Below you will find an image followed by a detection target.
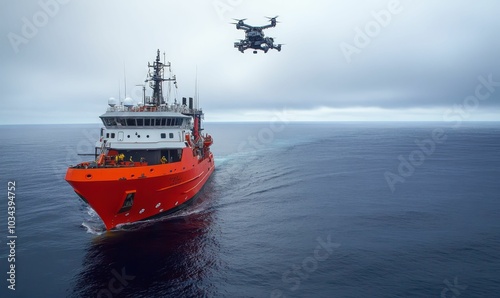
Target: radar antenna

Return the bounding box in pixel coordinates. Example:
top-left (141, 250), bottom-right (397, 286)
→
top-left (146, 49), bottom-right (177, 107)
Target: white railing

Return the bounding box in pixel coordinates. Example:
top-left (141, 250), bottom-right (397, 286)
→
top-left (106, 103), bottom-right (202, 114)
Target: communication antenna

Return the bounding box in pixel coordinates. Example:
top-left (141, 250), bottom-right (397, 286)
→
top-left (123, 63), bottom-right (127, 98)
top-left (118, 79), bottom-right (121, 105)
top-left (136, 84), bottom-right (146, 105)
top-left (195, 66), bottom-right (199, 109)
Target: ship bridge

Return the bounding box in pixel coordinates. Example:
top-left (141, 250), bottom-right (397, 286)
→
top-left (100, 111), bottom-right (191, 129)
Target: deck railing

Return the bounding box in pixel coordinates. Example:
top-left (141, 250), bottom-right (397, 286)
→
top-left (106, 104), bottom-right (202, 114)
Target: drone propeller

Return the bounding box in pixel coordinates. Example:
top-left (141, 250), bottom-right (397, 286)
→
top-left (266, 15), bottom-right (280, 22)
top-left (232, 18), bottom-right (247, 22)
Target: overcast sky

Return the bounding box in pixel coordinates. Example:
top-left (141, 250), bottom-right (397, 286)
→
top-left (1, 0), bottom-right (499, 124)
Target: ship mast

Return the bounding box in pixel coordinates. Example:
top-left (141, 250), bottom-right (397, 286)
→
top-left (146, 49), bottom-right (177, 107)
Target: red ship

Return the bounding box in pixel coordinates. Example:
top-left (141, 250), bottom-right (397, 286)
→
top-left (65, 50), bottom-right (215, 230)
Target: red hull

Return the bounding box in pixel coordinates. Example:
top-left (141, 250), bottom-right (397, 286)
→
top-left (65, 148), bottom-right (214, 230)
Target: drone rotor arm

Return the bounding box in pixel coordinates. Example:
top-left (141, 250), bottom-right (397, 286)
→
top-left (239, 24), bottom-right (253, 31)
top-left (256, 24), bottom-right (274, 30)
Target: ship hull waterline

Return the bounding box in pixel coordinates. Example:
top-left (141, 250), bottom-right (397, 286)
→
top-left (65, 148), bottom-right (215, 230)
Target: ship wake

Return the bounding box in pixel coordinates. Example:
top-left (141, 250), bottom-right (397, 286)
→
top-left (81, 199), bottom-right (211, 234)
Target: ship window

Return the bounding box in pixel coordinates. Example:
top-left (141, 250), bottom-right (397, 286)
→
top-left (161, 133), bottom-right (166, 139)
top-left (127, 119), bottom-right (136, 126)
top-left (111, 133), bottom-right (116, 138)
top-left (161, 118), bottom-right (166, 126)
top-left (169, 133), bottom-right (174, 139)
top-left (166, 118), bottom-right (172, 126)
top-left (155, 118), bottom-right (162, 126)
top-left (145, 119), bottom-right (151, 126)
top-left (106, 133), bottom-right (110, 138)
top-left (103, 118), bottom-right (117, 126)
top-left (117, 118), bottom-right (126, 126)
top-left (137, 118), bottom-right (144, 126)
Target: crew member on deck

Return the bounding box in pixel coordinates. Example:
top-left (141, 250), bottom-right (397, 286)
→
top-left (161, 156), bottom-right (167, 164)
top-left (115, 153), bottom-right (125, 165)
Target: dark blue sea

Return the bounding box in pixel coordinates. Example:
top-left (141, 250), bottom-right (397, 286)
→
top-left (1, 122), bottom-right (499, 297)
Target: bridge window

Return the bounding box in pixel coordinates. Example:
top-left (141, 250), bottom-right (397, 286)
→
top-left (117, 118), bottom-right (126, 126)
top-left (102, 118), bottom-right (117, 126)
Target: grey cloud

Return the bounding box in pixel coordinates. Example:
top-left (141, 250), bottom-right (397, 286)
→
top-left (1, 0), bottom-right (499, 123)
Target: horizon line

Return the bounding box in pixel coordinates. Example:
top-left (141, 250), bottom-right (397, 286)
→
top-left (1, 120), bottom-right (499, 126)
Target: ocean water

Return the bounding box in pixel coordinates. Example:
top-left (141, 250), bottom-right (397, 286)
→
top-left (0, 122), bottom-right (499, 297)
